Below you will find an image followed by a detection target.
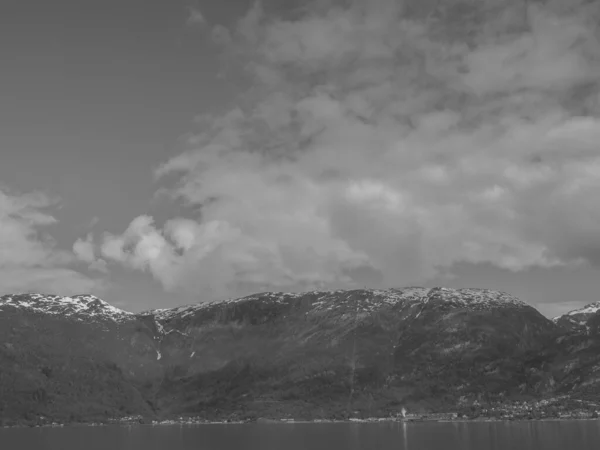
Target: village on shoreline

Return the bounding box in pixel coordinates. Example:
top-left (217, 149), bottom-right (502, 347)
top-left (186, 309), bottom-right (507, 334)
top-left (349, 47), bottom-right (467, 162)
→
top-left (5, 400), bottom-right (600, 429)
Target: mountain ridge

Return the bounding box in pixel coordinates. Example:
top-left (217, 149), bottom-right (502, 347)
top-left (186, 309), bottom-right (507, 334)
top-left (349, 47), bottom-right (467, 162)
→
top-left (0, 286), bottom-right (542, 320)
top-left (0, 293), bottom-right (133, 323)
top-left (2, 287), bottom-right (585, 323)
top-left (2, 286), bottom-right (600, 425)
top-left (552, 300), bottom-right (600, 333)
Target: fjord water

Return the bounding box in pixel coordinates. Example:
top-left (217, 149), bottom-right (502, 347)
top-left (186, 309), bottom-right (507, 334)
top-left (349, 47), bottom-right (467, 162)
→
top-left (3, 421), bottom-right (600, 450)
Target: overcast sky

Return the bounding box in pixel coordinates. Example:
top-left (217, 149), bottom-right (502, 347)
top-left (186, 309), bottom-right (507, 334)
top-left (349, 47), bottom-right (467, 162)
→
top-left (2, 0), bottom-right (600, 318)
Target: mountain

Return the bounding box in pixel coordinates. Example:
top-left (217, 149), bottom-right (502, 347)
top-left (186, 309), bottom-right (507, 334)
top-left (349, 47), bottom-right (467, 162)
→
top-left (142, 287), bottom-right (560, 419)
top-left (0, 294), bottom-right (153, 425)
top-left (0, 293), bottom-right (170, 425)
top-left (0, 293), bottom-right (133, 324)
top-left (553, 301), bottom-right (600, 333)
top-left (1, 287), bottom-right (598, 425)
top-left (0, 293), bottom-right (163, 373)
top-left (544, 302), bottom-right (600, 403)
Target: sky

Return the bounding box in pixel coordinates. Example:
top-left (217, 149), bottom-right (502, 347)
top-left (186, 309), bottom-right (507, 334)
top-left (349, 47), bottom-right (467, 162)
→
top-left (1, 0), bottom-right (600, 318)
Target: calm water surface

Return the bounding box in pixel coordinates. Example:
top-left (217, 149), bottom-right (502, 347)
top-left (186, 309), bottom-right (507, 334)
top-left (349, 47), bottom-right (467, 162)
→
top-left (2, 421), bottom-right (600, 450)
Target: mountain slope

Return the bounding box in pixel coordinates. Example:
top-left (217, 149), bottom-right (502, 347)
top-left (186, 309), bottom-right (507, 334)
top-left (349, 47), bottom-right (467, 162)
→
top-left (141, 287), bottom-right (558, 419)
top-left (0, 303), bottom-right (153, 426)
top-left (543, 302), bottom-right (600, 402)
top-left (0, 293), bottom-right (165, 374)
top-left (1, 287), bottom-right (594, 424)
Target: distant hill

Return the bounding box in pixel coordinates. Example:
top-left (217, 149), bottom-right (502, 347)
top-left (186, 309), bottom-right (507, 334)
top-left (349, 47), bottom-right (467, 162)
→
top-left (1, 288), bottom-right (599, 424)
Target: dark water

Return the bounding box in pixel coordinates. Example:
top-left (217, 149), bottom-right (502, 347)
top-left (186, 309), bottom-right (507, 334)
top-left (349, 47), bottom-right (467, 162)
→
top-left (2, 421), bottom-right (600, 450)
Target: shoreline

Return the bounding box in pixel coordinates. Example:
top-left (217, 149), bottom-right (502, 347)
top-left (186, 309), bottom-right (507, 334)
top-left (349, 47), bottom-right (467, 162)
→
top-left (3, 415), bottom-right (600, 429)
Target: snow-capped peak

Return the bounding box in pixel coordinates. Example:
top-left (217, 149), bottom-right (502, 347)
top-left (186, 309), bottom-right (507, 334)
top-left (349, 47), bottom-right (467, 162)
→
top-left (309, 287), bottom-right (527, 314)
top-left (145, 287), bottom-right (529, 323)
top-left (551, 301), bottom-right (600, 329)
top-left (0, 293), bottom-right (133, 323)
top-left (566, 301), bottom-right (600, 317)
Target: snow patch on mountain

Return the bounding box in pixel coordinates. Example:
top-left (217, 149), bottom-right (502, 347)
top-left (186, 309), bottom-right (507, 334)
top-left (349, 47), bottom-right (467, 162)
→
top-left (310, 287), bottom-right (527, 315)
top-left (0, 287), bottom-right (530, 326)
top-left (553, 301), bottom-right (600, 330)
top-left (0, 293), bottom-right (133, 323)
top-left (151, 316), bottom-right (190, 338)
top-left (144, 287), bottom-right (529, 323)
top-left (566, 301), bottom-right (600, 317)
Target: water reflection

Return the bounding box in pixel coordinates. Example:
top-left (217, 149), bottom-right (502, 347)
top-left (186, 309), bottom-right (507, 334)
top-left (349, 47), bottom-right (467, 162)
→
top-left (1, 420), bottom-right (600, 449)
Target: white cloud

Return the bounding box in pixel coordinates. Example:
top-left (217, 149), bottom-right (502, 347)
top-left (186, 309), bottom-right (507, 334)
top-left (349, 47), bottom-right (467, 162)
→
top-left (186, 6), bottom-right (206, 26)
top-left (73, 234), bottom-right (95, 263)
top-left (73, 233), bottom-right (108, 273)
top-left (97, 1), bottom-right (600, 298)
top-left (0, 187), bottom-right (105, 294)
top-left (0, 268), bottom-right (106, 296)
top-left (462, 7), bottom-right (596, 95)
top-left (0, 188), bottom-right (72, 267)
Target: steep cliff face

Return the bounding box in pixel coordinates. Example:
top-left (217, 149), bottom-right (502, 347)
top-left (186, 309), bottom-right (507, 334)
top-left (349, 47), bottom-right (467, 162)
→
top-left (0, 288), bottom-right (596, 423)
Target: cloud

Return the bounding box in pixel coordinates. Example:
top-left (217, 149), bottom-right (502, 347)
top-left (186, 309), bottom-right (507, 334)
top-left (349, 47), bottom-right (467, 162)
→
top-left (0, 186), bottom-right (105, 294)
top-left (73, 234), bottom-right (95, 263)
top-left (186, 6), bottom-right (206, 26)
top-left (99, 0), bottom-right (600, 298)
top-left (0, 188), bottom-right (67, 267)
top-left (89, 216), bottom-right (100, 228)
top-left (0, 268), bottom-right (107, 296)
top-left (73, 233), bottom-right (108, 273)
